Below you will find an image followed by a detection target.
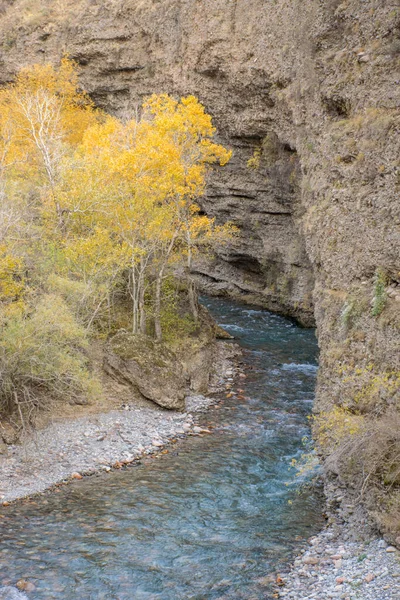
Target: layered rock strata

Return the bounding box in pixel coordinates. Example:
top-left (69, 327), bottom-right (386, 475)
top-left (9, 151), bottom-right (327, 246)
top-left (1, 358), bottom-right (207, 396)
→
top-left (0, 0), bottom-right (399, 535)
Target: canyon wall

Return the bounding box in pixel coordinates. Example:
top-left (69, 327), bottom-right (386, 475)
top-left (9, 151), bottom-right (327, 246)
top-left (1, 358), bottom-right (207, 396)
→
top-left (0, 0), bottom-right (399, 535)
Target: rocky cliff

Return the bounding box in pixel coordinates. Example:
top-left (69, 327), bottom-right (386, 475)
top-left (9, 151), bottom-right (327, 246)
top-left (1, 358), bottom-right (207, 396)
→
top-left (0, 0), bottom-right (399, 537)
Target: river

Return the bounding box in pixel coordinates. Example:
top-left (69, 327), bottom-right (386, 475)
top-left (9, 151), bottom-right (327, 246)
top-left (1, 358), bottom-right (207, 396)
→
top-left (0, 297), bottom-right (323, 599)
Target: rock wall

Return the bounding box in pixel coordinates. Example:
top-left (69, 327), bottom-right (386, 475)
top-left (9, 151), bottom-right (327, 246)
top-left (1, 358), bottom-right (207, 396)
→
top-left (0, 0), bottom-right (399, 534)
top-left (0, 0), bottom-right (316, 324)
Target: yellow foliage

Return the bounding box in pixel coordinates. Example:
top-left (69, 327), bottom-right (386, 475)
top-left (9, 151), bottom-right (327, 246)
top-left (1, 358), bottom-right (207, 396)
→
top-left (0, 245), bottom-right (24, 305)
top-left (0, 57), bottom-right (99, 221)
top-left (0, 58), bottom-right (234, 383)
top-left (339, 364), bottom-right (400, 410)
top-left (313, 406), bottom-right (364, 450)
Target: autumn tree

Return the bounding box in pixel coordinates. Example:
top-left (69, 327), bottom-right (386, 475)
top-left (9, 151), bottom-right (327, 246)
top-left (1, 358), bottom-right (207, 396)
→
top-left (0, 59), bottom-right (234, 426)
top-left (0, 57), bottom-right (98, 228)
top-left (70, 97), bottom-right (233, 338)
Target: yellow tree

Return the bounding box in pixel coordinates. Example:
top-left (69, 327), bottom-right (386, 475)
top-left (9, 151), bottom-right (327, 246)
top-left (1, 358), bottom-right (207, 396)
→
top-left (0, 58), bottom-right (98, 229)
top-left (140, 94), bottom-right (232, 320)
top-left (68, 94), bottom-right (233, 337)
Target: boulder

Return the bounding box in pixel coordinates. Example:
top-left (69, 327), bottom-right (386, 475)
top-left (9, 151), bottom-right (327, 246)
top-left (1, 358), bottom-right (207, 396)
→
top-left (104, 332), bottom-right (186, 410)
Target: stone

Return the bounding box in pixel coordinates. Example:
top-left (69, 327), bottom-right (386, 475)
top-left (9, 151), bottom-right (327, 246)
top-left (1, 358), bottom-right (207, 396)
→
top-left (303, 556), bottom-right (319, 565)
top-left (192, 426), bottom-right (211, 434)
top-left (365, 573), bottom-right (375, 583)
top-left (256, 575), bottom-right (275, 586)
top-left (386, 546), bottom-right (397, 553)
top-left (215, 325), bottom-right (234, 340)
top-left (16, 581), bottom-right (35, 593)
top-left (104, 332), bottom-right (186, 411)
top-left (333, 559), bottom-right (342, 569)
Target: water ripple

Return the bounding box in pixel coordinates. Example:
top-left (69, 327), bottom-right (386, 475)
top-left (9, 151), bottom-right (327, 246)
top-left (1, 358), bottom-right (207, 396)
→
top-left (0, 297), bottom-right (323, 599)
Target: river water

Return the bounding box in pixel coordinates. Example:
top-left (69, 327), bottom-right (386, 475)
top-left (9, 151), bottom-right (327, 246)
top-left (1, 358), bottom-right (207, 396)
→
top-left (0, 297), bottom-right (323, 599)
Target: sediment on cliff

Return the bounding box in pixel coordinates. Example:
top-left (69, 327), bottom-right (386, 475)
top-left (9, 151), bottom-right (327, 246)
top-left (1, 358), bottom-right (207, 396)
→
top-left (0, 0), bottom-right (399, 540)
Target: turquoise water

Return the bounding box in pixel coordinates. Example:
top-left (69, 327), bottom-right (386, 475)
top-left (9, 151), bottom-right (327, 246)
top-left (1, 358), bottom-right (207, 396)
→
top-left (0, 297), bottom-right (323, 599)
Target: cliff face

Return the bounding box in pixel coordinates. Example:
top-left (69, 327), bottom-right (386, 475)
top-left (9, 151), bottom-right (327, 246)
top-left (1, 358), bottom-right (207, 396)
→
top-left (0, 0), bottom-right (316, 324)
top-left (0, 0), bottom-right (399, 535)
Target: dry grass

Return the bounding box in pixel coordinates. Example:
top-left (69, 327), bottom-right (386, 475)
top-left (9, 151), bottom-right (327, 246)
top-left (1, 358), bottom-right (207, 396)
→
top-left (324, 409), bottom-right (400, 535)
top-left (0, 0), bottom-right (89, 35)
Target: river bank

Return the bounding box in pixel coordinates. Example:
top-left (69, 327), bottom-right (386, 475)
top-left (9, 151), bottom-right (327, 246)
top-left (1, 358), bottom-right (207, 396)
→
top-left (274, 523), bottom-right (400, 599)
top-left (0, 341), bottom-right (240, 505)
top-left (1, 298), bottom-right (398, 600)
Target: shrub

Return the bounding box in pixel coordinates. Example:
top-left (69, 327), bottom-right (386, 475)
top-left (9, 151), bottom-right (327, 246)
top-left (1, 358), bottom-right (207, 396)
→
top-left (0, 293), bottom-right (100, 429)
top-left (314, 405), bottom-right (364, 451)
top-left (372, 268), bottom-right (387, 316)
top-left (318, 408), bottom-right (400, 538)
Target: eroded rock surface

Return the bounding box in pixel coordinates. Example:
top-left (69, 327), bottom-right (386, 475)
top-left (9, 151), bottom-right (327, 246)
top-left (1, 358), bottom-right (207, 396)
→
top-left (0, 0), bottom-right (399, 535)
top-left (104, 332), bottom-right (186, 410)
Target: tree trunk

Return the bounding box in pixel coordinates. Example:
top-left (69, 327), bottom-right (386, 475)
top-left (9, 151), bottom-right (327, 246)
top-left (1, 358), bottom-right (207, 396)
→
top-left (188, 276), bottom-right (198, 321)
top-left (154, 267), bottom-right (164, 342)
top-left (139, 258), bottom-right (146, 334)
top-left (131, 260), bottom-right (139, 334)
top-left (186, 235), bottom-right (198, 321)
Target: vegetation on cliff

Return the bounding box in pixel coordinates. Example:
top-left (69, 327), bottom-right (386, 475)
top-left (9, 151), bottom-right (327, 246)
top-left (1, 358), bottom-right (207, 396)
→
top-left (0, 59), bottom-right (234, 429)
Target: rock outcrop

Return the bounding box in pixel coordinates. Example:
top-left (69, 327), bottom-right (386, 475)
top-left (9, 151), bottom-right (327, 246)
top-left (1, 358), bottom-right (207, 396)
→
top-left (0, 0), bottom-right (399, 536)
top-left (104, 306), bottom-right (217, 409)
top-left (104, 332), bottom-right (186, 410)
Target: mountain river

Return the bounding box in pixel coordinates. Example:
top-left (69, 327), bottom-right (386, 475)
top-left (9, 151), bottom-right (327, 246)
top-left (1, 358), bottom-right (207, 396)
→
top-left (0, 297), bottom-right (324, 599)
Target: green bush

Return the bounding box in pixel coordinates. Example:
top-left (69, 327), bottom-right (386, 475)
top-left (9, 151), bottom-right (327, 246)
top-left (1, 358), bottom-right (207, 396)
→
top-left (0, 293), bottom-right (100, 428)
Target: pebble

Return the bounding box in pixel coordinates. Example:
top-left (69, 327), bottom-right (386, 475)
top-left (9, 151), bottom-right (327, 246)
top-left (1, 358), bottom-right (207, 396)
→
top-left (192, 426), bottom-right (211, 434)
top-left (277, 530), bottom-right (400, 599)
top-left (0, 343), bottom-right (238, 503)
top-left (16, 580), bottom-right (35, 593)
top-left (333, 558), bottom-right (342, 569)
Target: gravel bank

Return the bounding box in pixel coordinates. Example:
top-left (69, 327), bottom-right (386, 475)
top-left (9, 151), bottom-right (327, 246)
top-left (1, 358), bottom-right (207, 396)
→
top-left (273, 525), bottom-right (400, 599)
top-left (0, 342), bottom-right (239, 504)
